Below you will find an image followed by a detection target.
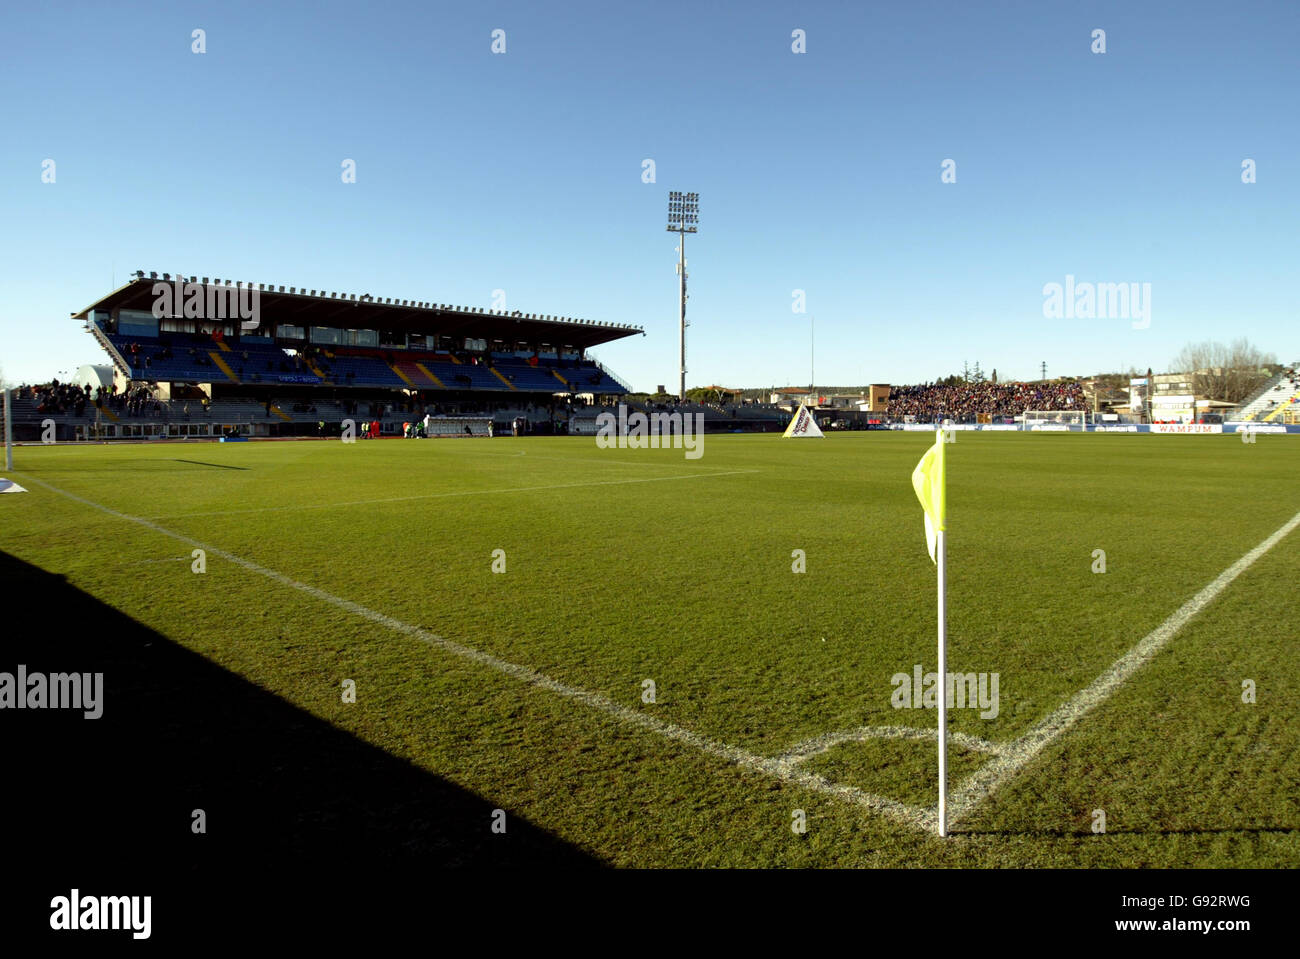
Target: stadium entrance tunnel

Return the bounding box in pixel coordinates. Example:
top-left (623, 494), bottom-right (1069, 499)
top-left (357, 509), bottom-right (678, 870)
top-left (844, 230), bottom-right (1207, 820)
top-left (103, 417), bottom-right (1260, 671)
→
top-left (0, 550), bottom-right (599, 873)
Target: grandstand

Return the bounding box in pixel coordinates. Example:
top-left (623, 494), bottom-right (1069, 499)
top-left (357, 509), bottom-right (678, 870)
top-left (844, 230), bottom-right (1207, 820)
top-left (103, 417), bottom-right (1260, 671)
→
top-left (6, 271), bottom-right (642, 441)
top-left (1235, 365), bottom-right (1300, 422)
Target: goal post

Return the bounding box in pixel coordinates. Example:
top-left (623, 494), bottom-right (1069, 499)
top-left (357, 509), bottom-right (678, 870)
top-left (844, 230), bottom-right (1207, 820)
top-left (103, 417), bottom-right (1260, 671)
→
top-left (1021, 409), bottom-right (1087, 431)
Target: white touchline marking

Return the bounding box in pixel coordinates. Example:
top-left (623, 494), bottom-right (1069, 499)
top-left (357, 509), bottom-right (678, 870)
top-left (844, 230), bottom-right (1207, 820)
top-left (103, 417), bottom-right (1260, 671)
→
top-left (435, 446), bottom-right (740, 471)
top-left (777, 725), bottom-right (1005, 765)
top-left (22, 475), bottom-right (935, 834)
top-left (947, 507), bottom-right (1300, 828)
top-left (142, 469), bottom-right (762, 520)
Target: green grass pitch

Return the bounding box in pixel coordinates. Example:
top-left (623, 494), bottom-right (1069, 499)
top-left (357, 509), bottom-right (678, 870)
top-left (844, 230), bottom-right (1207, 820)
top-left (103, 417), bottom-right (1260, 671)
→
top-left (3, 432), bottom-right (1298, 867)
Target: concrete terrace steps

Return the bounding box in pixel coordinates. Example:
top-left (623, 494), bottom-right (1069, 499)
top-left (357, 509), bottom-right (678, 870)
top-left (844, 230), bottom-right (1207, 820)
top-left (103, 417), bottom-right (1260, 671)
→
top-left (1261, 387), bottom-right (1300, 422)
top-left (1237, 370), bottom-right (1298, 421)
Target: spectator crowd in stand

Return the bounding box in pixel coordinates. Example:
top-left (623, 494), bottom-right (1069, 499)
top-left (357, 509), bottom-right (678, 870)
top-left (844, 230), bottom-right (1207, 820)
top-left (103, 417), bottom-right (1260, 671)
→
top-left (21, 380), bottom-right (91, 416)
top-left (15, 379), bottom-right (163, 418)
top-left (886, 380), bottom-right (1085, 421)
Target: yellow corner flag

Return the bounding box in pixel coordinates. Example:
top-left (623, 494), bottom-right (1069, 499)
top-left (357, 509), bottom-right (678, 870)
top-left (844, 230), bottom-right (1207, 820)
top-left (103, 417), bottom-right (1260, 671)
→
top-left (911, 432), bottom-right (946, 563)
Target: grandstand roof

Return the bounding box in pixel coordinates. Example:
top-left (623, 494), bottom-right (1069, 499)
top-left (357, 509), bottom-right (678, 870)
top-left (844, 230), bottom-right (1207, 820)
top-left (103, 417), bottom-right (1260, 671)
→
top-left (71, 273), bottom-right (644, 350)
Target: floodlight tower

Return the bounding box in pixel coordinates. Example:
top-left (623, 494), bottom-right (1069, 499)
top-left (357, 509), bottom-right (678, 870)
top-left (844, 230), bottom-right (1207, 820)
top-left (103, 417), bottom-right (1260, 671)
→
top-left (666, 191), bottom-right (699, 401)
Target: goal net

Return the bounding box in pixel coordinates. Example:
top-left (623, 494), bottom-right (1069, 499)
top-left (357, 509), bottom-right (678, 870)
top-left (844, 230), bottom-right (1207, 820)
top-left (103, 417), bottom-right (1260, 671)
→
top-left (1022, 409), bottom-right (1086, 431)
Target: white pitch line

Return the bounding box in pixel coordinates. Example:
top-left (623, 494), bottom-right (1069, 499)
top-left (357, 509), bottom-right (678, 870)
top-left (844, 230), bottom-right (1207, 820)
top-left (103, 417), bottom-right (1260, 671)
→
top-left (22, 475), bottom-right (935, 835)
top-left (947, 507), bottom-right (1300, 827)
top-left (142, 468), bottom-right (761, 520)
top-left (436, 445), bottom-right (742, 471)
top-left (777, 724), bottom-right (1006, 765)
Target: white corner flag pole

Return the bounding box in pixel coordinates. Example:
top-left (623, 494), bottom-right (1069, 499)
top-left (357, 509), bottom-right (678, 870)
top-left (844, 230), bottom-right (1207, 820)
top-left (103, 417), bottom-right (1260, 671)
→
top-left (3, 388), bottom-right (12, 471)
top-left (917, 427), bottom-right (949, 837)
top-left (937, 525), bottom-right (948, 837)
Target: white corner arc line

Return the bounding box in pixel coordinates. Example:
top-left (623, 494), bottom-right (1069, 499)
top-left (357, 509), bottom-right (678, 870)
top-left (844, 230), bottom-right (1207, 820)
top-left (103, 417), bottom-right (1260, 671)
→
top-left (947, 507), bottom-right (1300, 827)
top-left (23, 475), bottom-right (934, 834)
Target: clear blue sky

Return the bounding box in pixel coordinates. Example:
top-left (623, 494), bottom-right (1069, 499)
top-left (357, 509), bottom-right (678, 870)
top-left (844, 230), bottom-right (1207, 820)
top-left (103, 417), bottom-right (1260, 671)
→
top-left (2, 0), bottom-right (1296, 391)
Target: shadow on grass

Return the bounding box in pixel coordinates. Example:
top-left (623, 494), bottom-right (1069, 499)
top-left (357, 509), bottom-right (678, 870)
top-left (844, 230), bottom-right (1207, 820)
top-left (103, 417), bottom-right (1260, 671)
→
top-left (0, 550), bottom-right (599, 869)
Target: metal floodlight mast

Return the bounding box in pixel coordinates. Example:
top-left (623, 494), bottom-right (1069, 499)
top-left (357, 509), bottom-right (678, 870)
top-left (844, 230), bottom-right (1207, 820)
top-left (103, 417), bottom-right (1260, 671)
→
top-left (666, 191), bottom-right (699, 400)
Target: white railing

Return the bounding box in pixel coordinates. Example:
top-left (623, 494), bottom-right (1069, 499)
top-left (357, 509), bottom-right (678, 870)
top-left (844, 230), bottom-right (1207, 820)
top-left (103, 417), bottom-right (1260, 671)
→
top-left (87, 321), bottom-right (132, 380)
top-left (586, 352), bottom-right (635, 393)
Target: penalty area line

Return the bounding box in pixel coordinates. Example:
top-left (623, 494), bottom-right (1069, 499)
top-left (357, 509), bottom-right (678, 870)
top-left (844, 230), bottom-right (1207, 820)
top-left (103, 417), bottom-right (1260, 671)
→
top-left (23, 474), bottom-right (935, 835)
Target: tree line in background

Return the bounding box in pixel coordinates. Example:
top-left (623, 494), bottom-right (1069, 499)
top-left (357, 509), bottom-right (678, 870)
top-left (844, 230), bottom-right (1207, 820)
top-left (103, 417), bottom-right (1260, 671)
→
top-left (1171, 338), bottom-right (1279, 405)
